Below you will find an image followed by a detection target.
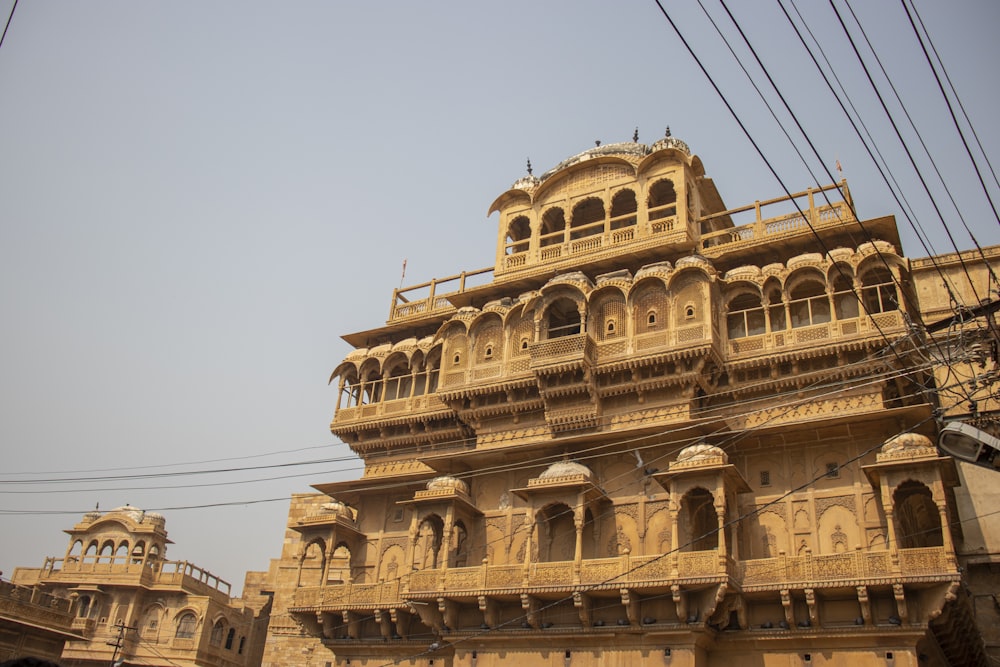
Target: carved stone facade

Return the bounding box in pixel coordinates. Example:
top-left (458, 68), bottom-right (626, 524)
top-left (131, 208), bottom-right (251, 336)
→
top-left (262, 136), bottom-right (1000, 666)
top-left (10, 505), bottom-right (271, 667)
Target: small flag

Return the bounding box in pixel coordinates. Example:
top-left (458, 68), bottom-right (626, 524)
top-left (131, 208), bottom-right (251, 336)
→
top-left (399, 259), bottom-right (407, 288)
top-left (835, 158), bottom-right (843, 175)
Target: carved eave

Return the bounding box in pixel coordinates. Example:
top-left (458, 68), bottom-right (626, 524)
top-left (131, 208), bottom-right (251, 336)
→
top-left (397, 486), bottom-right (483, 516)
top-left (312, 467), bottom-right (435, 506)
top-left (511, 474), bottom-right (609, 504)
top-left (861, 453), bottom-right (960, 490)
top-left (652, 462), bottom-right (751, 495)
top-left (290, 513), bottom-right (365, 537)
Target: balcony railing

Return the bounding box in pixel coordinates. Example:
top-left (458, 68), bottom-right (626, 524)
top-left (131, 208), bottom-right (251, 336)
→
top-left (289, 546), bottom-right (956, 612)
top-left (739, 546), bottom-right (954, 589)
top-left (389, 268), bottom-right (494, 323)
top-left (727, 310), bottom-right (906, 360)
top-left (697, 183), bottom-right (854, 256)
top-left (39, 557), bottom-right (231, 598)
top-left (334, 394), bottom-right (449, 424)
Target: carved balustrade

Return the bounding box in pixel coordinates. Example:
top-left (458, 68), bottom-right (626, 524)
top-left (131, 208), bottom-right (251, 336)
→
top-left (334, 394), bottom-right (450, 424)
top-left (501, 215), bottom-right (690, 273)
top-left (727, 310), bottom-right (906, 359)
top-left (699, 200), bottom-right (854, 255)
top-left (287, 546), bottom-right (956, 614)
top-left (0, 581), bottom-right (74, 634)
top-left (389, 268), bottom-right (494, 323)
top-left (739, 546), bottom-right (954, 590)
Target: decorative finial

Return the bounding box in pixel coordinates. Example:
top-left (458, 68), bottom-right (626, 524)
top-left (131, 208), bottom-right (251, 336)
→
top-left (595, 139), bottom-right (601, 147)
top-left (526, 158), bottom-right (532, 176)
top-left (633, 127), bottom-right (639, 142)
top-left (665, 126), bottom-right (671, 137)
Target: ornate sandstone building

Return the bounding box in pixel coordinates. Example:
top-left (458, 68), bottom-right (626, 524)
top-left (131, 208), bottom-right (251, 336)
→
top-left (11, 505), bottom-right (272, 667)
top-left (261, 133), bottom-right (1000, 666)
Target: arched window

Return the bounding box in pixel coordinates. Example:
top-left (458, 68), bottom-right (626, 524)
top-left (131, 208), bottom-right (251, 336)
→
top-left (766, 286), bottom-right (786, 331)
top-left (536, 503), bottom-right (575, 562)
top-left (238, 636), bottom-right (246, 654)
top-left (299, 540), bottom-right (326, 588)
top-left (570, 197), bottom-right (605, 240)
top-left (505, 215), bottom-right (531, 255)
top-left (893, 481), bottom-right (943, 549)
top-left (789, 280), bottom-right (830, 328)
top-left (210, 619), bottom-right (225, 646)
top-left (609, 189), bottom-right (637, 230)
top-left (647, 179), bottom-right (677, 224)
top-left (545, 298), bottom-right (581, 339)
top-left (861, 267), bottom-right (898, 314)
top-left (85, 541), bottom-right (98, 557)
top-left (131, 541), bottom-right (146, 565)
top-left (175, 613), bottom-right (197, 639)
top-left (382, 359), bottom-right (412, 402)
top-left (451, 520), bottom-right (469, 568)
top-left (727, 292), bottom-right (766, 339)
top-left (540, 208), bottom-right (566, 248)
top-left (832, 273), bottom-right (859, 320)
top-left (328, 544), bottom-right (352, 584)
top-left (680, 488), bottom-right (718, 552)
top-left (414, 516), bottom-right (444, 570)
top-left (78, 595), bottom-right (92, 618)
top-left (424, 348), bottom-right (441, 395)
top-left (225, 627), bottom-right (236, 650)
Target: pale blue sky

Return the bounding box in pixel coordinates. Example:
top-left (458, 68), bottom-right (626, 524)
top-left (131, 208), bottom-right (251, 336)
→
top-left (1, 1), bottom-right (997, 592)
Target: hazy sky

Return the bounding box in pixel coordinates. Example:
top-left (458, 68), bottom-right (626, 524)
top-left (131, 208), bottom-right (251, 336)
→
top-left (1, 1), bottom-right (998, 594)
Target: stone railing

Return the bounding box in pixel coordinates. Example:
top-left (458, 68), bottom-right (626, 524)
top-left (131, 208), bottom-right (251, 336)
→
top-left (389, 268), bottom-right (494, 323)
top-left (528, 332), bottom-right (595, 371)
top-left (698, 187), bottom-right (854, 256)
top-left (0, 581), bottom-right (74, 634)
top-left (334, 394), bottom-right (450, 424)
top-left (727, 310), bottom-right (906, 360)
top-left (290, 546), bottom-right (956, 612)
top-left (739, 546), bottom-right (954, 589)
top-left (498, 216), bottom-right (692, 278)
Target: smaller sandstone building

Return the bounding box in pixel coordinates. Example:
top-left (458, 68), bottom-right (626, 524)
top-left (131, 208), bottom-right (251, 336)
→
top-left (11, 505), bottom-right (271, 667)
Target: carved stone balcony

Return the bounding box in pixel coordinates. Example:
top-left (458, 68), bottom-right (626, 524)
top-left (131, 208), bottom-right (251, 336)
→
top-left (528, 332), bottom-right (595, 374)
top-left (738, 546), bottom-right (957, 592)
top-left (726, 310), bottom-right (907, 362)
top-left (0, 580), bottom-right (76, 637)
top-left (37, 557), bottom-right (232, 599)
top-left (289, 546), bottom-right (957, 618)
top-left (289, 551), bottom-right (730, 615)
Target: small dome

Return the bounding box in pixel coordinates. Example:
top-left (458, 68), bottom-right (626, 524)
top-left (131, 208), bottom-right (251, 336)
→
top-left (320, 500), bottom-right (355, 520)
top-left (676, 443), bottom-right (728, 464)
top-left (512, 174), bottom-right (540, 191)
top-left (110, 505), bottom-right (147, 522)
top-left (881, 433), bottom-right (935, 456)
top-left (539, 461), bottom-right (594, 481)
top-left (427, 476), bottom-right (470, 495)
top-left (650, 135), bottom-right (690, 155)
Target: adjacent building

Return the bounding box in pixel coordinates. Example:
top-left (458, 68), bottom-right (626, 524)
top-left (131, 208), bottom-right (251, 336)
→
top-left (259, 132), bottom-right (999, 666)
top-left (11, 505), bottom-right (271, 667)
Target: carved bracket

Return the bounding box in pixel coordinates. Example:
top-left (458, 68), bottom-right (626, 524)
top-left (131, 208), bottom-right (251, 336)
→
top-left (856, 586), bottom-right (871, 626)
top-left (620, 588), bottom-right (639, 625)
top-left (574, 591), bottom-right (592, 627)
top-left (478, 595), bottom-right (499, 629)
top-left (893, 583), bottom-right (908, 624)
top-left (521, 594), bottom-right (540, 629)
